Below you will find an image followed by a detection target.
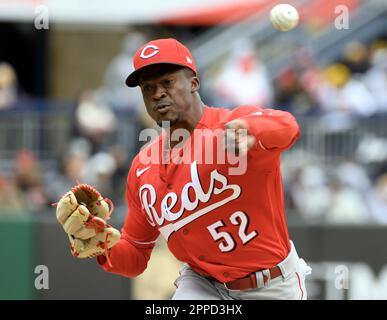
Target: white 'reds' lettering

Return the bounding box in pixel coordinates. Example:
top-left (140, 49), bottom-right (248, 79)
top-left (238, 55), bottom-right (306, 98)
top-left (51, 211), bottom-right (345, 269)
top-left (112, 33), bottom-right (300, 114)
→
top-left (139, 161), bottom-right (241, 239)
top-left (161, 192), bottom-right (183, 221)
top-left (180, 182), bottom-right (199, 211)
top-left (139, 184), bottom-right (158, 226)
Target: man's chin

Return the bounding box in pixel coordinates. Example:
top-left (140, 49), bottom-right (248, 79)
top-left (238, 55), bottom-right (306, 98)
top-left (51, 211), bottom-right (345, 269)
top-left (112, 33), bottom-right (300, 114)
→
top-left (156, 117), bottom-right (178, 128)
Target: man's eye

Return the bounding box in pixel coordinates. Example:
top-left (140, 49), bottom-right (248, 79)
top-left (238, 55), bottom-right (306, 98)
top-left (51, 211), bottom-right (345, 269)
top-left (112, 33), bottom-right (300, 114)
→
top-left (143, 85), bottom-right (151, 92)
top-left (164, 79), bottom-right (172, 86)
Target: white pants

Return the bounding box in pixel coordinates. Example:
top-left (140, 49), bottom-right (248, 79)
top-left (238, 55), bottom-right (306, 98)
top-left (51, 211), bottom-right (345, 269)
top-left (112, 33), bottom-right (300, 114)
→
top-left (172, 241), bottom-right (311, 300)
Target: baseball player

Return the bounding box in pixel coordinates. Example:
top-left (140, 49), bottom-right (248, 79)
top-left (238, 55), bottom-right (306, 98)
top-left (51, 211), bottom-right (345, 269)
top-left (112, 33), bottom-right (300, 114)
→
top-left (55, 38), bottom-right (311, 300)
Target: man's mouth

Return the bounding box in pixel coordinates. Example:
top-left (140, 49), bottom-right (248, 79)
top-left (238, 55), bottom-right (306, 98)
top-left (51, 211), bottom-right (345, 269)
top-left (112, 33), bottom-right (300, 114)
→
top-left (155, 103), bottom-right (172, 113)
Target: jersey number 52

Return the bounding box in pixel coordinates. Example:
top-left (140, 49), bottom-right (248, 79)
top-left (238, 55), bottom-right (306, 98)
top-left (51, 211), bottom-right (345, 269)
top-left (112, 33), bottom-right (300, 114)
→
top-left (207, 211), bottom-right (258, 253)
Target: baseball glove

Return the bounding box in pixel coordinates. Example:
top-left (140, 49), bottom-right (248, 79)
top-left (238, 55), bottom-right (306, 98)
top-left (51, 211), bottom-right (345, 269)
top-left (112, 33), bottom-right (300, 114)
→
top-left (54, 184), bottom-right (120, 267)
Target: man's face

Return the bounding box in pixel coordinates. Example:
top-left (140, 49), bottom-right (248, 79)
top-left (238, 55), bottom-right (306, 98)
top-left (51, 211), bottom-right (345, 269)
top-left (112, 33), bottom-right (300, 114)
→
top-left (138, 65), bottom-right (197, 127)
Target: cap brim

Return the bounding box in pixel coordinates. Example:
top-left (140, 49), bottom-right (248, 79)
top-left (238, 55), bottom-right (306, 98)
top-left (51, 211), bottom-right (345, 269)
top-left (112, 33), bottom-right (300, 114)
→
top-left (125, 62), bottom-right (196, 87)
top-left (125, 68), bottom-right (143, 87)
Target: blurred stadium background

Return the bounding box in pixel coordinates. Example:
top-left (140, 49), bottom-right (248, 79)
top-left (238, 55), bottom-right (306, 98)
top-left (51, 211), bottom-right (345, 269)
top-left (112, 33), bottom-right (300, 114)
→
top-left (1, 0), bottom-right (387, 300)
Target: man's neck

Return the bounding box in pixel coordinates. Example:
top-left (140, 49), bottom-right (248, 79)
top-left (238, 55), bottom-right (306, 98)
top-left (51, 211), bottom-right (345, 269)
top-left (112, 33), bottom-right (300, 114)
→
top-left (167, 101), bottom-right (204, 149)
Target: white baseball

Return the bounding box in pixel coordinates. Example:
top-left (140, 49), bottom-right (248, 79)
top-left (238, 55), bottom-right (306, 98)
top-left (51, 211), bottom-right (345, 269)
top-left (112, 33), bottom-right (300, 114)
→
top-left (270, 4), bottom-right (299, 32)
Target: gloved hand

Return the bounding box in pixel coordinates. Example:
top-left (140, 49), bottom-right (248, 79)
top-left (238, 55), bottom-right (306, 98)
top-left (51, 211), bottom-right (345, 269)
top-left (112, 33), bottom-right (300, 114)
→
top-left (54, 184), bottom-right (120, 267)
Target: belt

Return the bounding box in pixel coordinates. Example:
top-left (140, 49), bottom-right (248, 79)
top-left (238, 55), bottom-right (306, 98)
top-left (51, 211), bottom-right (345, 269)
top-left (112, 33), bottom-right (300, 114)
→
top-left (221, 266), bottom-right (283, 291)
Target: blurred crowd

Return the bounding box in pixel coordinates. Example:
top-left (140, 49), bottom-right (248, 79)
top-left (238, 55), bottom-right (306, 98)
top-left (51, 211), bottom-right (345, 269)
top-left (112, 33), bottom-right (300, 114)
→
top-left (273, 40), bottom-right (387, 118)
top-left (1, 30), bottom-right (387, 225)
top-left (272, 38), bottom-right (387, 224)
top-left (282, 157), bottom-right (387, 224)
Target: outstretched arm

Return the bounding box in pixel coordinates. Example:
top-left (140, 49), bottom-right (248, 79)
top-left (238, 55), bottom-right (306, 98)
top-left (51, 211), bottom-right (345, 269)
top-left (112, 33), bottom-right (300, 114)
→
top-left (97, 168), bottom-right (160, 278)
top-left (223, 106), bottom-right (300, 154)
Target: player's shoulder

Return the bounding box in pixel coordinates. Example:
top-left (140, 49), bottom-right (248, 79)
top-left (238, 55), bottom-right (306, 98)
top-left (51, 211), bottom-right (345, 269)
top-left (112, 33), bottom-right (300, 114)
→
top-left (229, 105), bottom-right (265, 117)
top-left (203, 105), bottom-right (261, 124)
top-left (213, 104), bottom-right (265, 123)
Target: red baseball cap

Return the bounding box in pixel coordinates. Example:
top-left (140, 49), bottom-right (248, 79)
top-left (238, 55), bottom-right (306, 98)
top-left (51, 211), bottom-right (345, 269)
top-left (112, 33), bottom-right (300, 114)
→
top-left (125, 38), bottom-right (197, 87)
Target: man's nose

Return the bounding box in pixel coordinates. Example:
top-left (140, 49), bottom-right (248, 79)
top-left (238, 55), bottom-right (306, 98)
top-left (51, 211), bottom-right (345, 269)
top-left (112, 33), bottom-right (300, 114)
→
top-left (152, 85), bottom-right (167, 100)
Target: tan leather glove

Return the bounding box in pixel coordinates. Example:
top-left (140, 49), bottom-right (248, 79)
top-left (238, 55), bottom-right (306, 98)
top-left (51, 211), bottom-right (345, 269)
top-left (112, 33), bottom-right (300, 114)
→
top-left (54, 184), bottom-right (120, 267)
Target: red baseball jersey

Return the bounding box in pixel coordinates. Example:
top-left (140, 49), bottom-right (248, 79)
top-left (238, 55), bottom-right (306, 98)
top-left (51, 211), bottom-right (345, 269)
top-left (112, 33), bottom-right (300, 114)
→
top-left (98, 105), bottom-right (300, 282)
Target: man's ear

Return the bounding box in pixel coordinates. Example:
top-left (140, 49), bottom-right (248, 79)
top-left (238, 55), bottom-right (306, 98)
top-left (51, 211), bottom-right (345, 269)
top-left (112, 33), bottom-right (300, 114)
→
top-left (191, 77), bottom-right (200, 93)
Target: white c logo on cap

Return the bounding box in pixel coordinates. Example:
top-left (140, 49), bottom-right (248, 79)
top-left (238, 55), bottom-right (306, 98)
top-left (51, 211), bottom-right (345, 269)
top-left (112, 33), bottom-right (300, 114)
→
top-left (140, 45), bottom-right (160, 59)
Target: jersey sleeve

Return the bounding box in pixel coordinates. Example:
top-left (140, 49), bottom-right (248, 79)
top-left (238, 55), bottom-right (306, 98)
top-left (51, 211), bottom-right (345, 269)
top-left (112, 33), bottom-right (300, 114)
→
top-left (97, 161), bottom-right (160, 278)
top-left (223, 105), bottom-right (300, 151)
